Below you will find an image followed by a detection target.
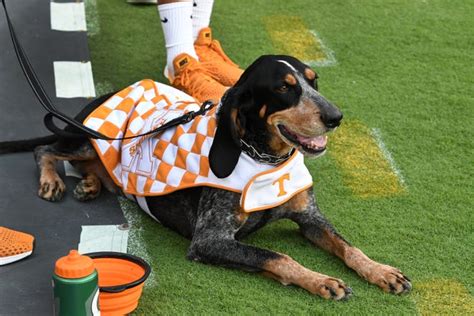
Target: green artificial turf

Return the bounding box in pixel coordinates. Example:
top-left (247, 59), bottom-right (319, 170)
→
top-left (86, 0), bottom-right (474, 314)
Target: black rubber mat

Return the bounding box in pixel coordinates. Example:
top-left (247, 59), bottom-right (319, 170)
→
top-left (0, 1), bottom-right (125, 315)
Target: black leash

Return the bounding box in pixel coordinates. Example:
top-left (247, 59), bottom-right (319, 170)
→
top-left (1, 0), bottom-right (214, 140)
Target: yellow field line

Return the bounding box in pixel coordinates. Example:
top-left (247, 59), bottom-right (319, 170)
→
top-left (414, 279), bottom-right (474, 315)
top-left (329, 120), bottom-right (406, 198)
top-left (263, 15), bottom-right (336, 66)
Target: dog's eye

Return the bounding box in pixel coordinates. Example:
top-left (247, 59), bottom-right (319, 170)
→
top-left (276, 84), bottom-right (289, 93)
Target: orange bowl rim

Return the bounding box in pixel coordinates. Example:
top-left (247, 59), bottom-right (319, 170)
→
top-left (85, 251), bottom-right (151, 293)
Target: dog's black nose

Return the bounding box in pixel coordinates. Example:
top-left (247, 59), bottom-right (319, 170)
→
top-left (314, 95), bottom-right (343, 129)
top-left (322, 111), bottom-right (343, 128)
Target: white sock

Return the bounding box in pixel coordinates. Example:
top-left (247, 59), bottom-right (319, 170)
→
top-left (192, 0), bottom-right (214, 40)
top-left (158, 2), bottom-right (198, 77)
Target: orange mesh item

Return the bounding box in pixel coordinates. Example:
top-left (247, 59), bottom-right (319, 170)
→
top-left (55, 250), bottom-right (95, 279)
top-left (194, 27), bottom-right (244, 86)
top-left (0, 226), bottom-right (34, 265)
top-left (93, 257), bottom-right (147, 315)
top-left (172, 53), bottom-right (227, 103)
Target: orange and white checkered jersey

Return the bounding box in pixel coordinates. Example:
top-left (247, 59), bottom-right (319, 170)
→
top-left (84, 80), bottom-right (313, 212)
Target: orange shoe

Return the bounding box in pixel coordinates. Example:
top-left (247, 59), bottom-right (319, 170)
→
top-left (0, 227), bottom-right (35, 265)
top-left (194, 27), bottom-right (244, 87)
top-left (171, 53), bottom-right (227, 103)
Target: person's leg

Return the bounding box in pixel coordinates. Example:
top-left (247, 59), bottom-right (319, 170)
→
top-left (157, 0), bottom-right (198, 78)
top-left (157, 0), bottom-right (225, 101)
top-left (157, 0), bottom-right (226, 102)
top-left (191, 0), bottom-right (214, 41)
top-left (191, 0), bottom-right (243, 86)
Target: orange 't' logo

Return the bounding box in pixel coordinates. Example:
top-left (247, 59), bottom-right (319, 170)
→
top-left (273, 173), bottom-right (290, 197)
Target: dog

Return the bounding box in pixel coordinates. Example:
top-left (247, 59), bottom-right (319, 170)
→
top-left (1, 55), bottom-right (411, 300)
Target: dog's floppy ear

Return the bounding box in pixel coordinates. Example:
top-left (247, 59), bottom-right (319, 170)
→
top-left (209, 87), bottom-right (249, 178)
top-left (210, 56), bottom-right (268, 178)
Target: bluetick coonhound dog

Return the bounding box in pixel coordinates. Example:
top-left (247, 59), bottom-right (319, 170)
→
top-left (1, 55), bottom-right (411, 300)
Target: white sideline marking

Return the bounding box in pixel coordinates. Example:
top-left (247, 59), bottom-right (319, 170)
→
top-left (370, 128), bottom-right (407, 187)
top-left (308, 30), bottom-right (337, 67)
top-left (118, 196), bottom-right (157, 287)
top-left (50, 2), bottom-right (87, 32)
top-left (78, 225), bottom-right (129, 254)
top-left (54, 61), bottom-right (96, 98)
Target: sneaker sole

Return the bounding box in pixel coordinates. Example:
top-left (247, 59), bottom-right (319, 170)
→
top-left (0, 250), bottom-right (33, 266)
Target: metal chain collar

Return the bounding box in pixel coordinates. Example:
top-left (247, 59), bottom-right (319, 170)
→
top-left (239, 139), bottom-right (295, 165)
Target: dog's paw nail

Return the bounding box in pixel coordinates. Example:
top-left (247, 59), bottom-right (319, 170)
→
top-left (344, 287), bottom-right (353, 295)
top-left (402, 281), bottom-right (412, 292)
top-left (388, 283), bottom-right (397, 293)
top-left (40, 184), bottom-right (49, 194)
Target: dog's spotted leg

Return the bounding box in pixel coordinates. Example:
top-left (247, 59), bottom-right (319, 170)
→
top-left (187, 188), bottom-right (351, 300)
top-left (73, 173), bottom-right (101, 201)
top-left (287, 189), bottom-right (412, 294)
top-left (34, 141), bottom-right (97, 202)
top-left (189, 234), bottom-right (351, 300)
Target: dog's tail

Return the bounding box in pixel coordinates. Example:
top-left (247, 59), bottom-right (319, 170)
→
top-left (0, 135), bottom-right (58, 154)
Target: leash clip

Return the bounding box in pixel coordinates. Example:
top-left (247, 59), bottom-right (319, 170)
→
top-left (182, 112), bottom-right (197, 123)
top-left (179, 100), bottom-right (214, 124)
top-left (200, 100), bottom-right (215, 112)
top-left (183, 100), bottom-right (215, 123)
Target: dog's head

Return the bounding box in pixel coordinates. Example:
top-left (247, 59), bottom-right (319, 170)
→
top-left (209, 55), bottom-right (343, 178)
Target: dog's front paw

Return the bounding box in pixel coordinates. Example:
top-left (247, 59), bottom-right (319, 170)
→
top-left (368, 264), bottom-right (412, 294)
top-left (312, 277), bottom-right (353, 301)
top-left (73, 176), bottom-right (101, 201)
top-left (38, 176), bottom-right (66, 201)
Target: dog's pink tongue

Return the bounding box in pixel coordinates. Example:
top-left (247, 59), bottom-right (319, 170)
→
top-left (296, 134), bottom-right (328, 148)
